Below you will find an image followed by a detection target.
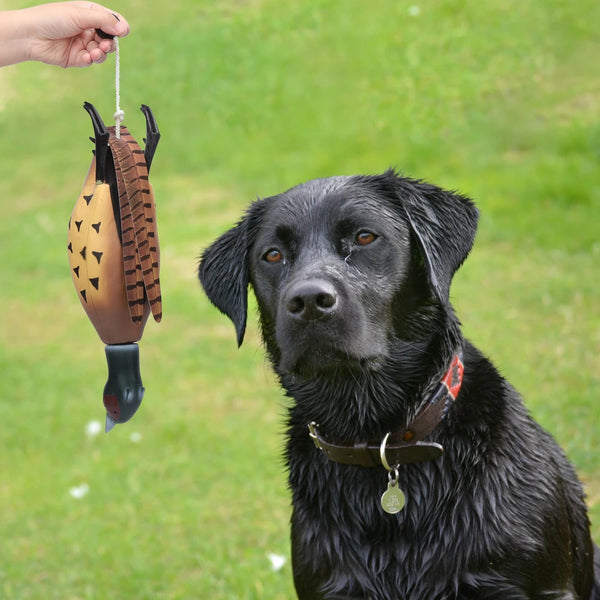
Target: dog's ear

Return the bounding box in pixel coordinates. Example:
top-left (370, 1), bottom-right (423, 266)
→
top-left (198, 218), bottom-right (250, 347)
top-left (392, 172), bottom-right (479, 302)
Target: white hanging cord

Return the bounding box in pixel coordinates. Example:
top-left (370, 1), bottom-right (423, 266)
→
top-left (113, 37), bottom-right (125, 138)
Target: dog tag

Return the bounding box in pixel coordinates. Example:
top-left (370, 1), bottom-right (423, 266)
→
top-left (381, 480), bottom-right (405, 514)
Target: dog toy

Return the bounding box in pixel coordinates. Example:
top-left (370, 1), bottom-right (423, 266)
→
top-left (67, 101), bottom-right (161, 432)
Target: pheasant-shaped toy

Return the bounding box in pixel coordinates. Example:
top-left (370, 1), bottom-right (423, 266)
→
top-left (68, 102), bottom-right (161, 432)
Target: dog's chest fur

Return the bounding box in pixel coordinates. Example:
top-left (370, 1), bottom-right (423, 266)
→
top-left (285, 342), bottom-right (586, 599)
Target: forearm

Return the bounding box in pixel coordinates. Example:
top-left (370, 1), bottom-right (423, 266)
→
top-left (0, 9), bottom-right (34, 67)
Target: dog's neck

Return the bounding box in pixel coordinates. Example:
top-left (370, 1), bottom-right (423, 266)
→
top-left (304, 352), bottom-right (464, 468)
top-left (281, 324), bottom-right (461, 433)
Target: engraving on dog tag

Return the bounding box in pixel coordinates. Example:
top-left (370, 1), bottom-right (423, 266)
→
top-left (381, 480), bottom-right (405, 514)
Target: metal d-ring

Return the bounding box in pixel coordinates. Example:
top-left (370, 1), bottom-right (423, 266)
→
top-left (308, 421), bottom-right (323, 450)
top-left (380, 432), bottom-right (393, 471)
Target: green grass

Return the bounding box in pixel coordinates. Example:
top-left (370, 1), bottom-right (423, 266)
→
top-left (1, 0), bottom-right (599, 597)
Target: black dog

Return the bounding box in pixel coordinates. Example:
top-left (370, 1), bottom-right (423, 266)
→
top-left (199, 169), bottom-right (599, 599)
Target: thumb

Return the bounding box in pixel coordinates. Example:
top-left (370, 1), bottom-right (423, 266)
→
top-left (71, 4), bottom-right (130, 38)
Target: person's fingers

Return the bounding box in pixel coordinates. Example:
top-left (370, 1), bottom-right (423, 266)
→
top-left (89, 46), bottom-right (108, 64)
top-left (97, 38), bottom-right (116, 54)
top-left (81, 36), bottom-right (109, 64)
top-left (71, 49), bottom-right (94, 68)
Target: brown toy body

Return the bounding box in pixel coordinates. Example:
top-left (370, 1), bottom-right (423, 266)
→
top-left (68, 103), bottom-right (161, 431)
top-left (68, 154), bottom-right (153, 344)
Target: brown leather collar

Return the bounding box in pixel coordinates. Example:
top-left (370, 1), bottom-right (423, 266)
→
top-left (308, 353), bottom-right (464, 468)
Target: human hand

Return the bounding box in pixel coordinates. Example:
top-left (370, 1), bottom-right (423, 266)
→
top-left (0, 2), bottom-right (130, 68)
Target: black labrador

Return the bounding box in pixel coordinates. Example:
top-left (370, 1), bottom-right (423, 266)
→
top-left (199, 169), bottom-right (600, 599)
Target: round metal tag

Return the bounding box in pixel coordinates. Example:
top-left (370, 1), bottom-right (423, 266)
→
top-left (381, 481), bottom-right (406, 514)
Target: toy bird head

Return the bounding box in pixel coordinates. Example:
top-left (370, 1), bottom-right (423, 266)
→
top-left (103, 343), bottom-right (145, 432)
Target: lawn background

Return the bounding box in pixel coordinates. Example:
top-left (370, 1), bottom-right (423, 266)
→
top-left (0, 0), bottom-right (598, 598)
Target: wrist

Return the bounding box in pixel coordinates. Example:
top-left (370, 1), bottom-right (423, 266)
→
top-left (0, 9), bottom-right (34, 66)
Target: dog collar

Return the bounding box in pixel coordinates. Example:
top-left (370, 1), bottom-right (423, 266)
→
top-left (308, 352), bottom-right (464, 468)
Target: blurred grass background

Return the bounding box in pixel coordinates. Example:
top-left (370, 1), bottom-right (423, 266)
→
top-left (0, 0), bottom-right (598, 598)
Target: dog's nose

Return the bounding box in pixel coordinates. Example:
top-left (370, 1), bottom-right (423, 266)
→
top-left (285, 279), bottom-right (338, 321)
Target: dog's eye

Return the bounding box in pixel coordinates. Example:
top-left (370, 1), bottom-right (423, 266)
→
top-left (263, 248), bottom-right (283, 263)
top-left (355, 231), bottom-right (377, 246)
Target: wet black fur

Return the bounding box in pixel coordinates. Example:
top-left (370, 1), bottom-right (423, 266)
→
top-left (199, 169), bottom-right (599, 599)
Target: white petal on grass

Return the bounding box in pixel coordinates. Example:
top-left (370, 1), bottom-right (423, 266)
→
top-left (267, 553), bottom-right (286, 571)
top-left (85, 420), bottom-right (102, 437)
top-left (69, 483), bottom-right (90, 499)
top-left (129, 432), bottom-right (142, 443)
top-left (408, 5), bottom-right (421, 16)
